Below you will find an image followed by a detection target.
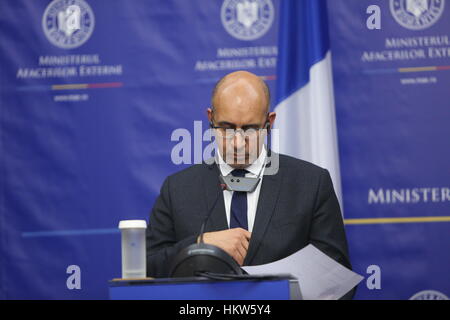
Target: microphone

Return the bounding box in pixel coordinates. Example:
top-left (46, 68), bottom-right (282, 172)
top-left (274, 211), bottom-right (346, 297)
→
top-left (198, 183), bottom-right (227, 244)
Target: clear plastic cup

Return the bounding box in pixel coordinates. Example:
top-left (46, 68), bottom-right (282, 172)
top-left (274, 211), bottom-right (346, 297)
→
top-left (118, 220), bottom-right (147, 279)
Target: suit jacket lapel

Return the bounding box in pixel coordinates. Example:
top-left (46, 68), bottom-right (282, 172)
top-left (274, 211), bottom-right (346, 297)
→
top-left (244, 168), bottom-right (283, 265)
top-left (203, 164), bottom-right (228, 232)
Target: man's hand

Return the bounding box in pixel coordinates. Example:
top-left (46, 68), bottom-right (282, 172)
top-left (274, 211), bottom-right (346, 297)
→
top-left (200, 228), bottom-right (251, 266)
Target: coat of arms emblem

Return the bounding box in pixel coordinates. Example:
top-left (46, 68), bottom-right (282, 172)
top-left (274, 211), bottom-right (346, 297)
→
top-left (390, 0), bottom-right (445, 30)
top-left (42, 0), bottom-right (95, 49)
top-left (221, 0), bottom-right (274, 41)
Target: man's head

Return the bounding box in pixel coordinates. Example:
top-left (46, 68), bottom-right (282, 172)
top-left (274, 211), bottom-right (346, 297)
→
top-left (207, 71), bottom-right (276, 168)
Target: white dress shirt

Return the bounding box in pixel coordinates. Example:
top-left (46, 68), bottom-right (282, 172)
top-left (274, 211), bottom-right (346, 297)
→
top-left (216, 147), bottom-right (267, 232)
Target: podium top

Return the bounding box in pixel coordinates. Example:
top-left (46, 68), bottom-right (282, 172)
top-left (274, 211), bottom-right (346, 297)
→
top-left (109, 274), bottom-right (296, 287)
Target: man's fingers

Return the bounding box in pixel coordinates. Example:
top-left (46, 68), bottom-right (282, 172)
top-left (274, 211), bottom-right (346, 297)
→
top-left (241, 237), bottom-right (249, 251)
top-left (236, 241), bottom-right (247, 261)
top-left (232, 248), bottom-right (245, 266)
top-left (231, 236), bottom-right (246, 266)
top-left (205, 229), bottom-right (251, 265)
top-left (232, 228), bottom-right (252, 240)
top-left (240, 229), bottom-right (252, 240)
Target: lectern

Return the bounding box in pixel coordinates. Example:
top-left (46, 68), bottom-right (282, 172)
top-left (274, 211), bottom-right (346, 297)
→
top-left (109, 276), bottom-right (301, 300)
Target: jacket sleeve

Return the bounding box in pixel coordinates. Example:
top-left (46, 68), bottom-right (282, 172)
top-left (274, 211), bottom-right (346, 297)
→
top-left (146, 175), bottom-right (197, 278)
top-left (309, 169), bottom-right (356, 300)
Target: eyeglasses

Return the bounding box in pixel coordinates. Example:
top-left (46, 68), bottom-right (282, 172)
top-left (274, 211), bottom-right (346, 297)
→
top-left (210, 120), bottom-right (270, 140)
top-left (209, 107), bottom-right (270, 140)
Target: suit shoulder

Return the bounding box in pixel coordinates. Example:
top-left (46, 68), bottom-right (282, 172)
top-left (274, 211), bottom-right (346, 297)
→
top-left (165, 163), bottom-right (210, 183)
top-left (278, 153), bottom-right (327, 175)
top-left (277, 154), bottom-right (334, 195)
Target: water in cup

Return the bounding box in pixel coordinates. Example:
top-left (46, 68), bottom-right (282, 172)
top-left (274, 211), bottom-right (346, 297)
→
top-left (119, 220), bottom-right (147, 279)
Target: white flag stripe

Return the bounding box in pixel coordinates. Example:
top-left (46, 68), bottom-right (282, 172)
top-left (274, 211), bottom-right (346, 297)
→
top-left (274, 51), bottom-right (343, 209)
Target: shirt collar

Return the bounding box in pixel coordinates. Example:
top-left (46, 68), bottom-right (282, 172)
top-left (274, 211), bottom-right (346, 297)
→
top-left (216, 145), bottom-right (267, 177)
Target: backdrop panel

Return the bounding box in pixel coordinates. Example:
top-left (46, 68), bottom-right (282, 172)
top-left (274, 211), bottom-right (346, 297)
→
top-left (327, 0), bottom-right (450, 300)
top-left (0, 0), bottom-right (279, 299)
top-left (0, 0), bottom-right (448, 299)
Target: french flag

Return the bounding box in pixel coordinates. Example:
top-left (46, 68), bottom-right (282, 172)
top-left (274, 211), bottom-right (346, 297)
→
top-left (273, 0), bottom-right (343, 208)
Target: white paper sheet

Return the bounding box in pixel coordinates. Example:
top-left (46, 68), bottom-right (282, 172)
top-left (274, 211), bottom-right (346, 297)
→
top-left (243, 244), bottom-right (363, 300)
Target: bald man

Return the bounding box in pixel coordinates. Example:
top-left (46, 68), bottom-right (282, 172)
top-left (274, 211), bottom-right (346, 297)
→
top-left (146, 71), bottom-right (353, 298)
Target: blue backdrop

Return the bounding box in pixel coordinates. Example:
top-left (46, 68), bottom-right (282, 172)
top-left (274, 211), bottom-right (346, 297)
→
top-left (0, 0), bottom-right (449, 299)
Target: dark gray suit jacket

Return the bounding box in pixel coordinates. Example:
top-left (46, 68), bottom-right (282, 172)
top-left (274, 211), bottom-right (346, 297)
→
top-left (146, 154), bottom-right (354, 298)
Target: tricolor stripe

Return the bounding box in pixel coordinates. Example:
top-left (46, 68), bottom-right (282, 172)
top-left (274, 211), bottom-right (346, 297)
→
top-left (363, 65), bottom-right (450, 75)
top-left (344, 216), bottom-right (450, 225)
top-left (52, 82), bottom-right (123, 90)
